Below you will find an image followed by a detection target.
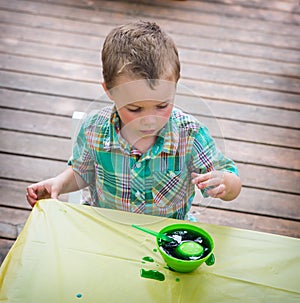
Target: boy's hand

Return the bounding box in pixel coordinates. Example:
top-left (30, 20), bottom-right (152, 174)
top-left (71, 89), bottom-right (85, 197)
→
top-left (191, 171), bottom-right (242, 201)
top-left (26, 178), bottom-right (61, 207)
top-left (191, 171), bottom-right (226, 199)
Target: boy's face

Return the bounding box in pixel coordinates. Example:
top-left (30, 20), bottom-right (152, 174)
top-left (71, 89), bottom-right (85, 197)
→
top-left (105, 78), bottom-right (176, 144)
top-left (117, 99), bottom-right (173, 138)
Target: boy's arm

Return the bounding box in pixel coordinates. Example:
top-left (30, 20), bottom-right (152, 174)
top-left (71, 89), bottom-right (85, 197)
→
top-left (26, 166), bottom-right (88, 207)
top-left (191, 171), bottom-right (241, 201)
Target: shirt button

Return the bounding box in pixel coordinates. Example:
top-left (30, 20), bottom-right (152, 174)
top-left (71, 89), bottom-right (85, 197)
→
top-left (135, 191), bottom-right (140, 198)
top-left (168, 171), bottom-right (176, 178)
top-left (136, 163), bottom-right (141, 168)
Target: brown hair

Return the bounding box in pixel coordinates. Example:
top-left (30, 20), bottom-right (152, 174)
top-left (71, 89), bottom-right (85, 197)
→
top-left (101, 20), bottom-right (180, 90)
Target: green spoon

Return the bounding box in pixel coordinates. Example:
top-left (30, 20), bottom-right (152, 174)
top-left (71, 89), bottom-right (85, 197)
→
top-left (132, 225), bottom-right (204, 258)
top-left (132, 224), bottom-right (173, 242)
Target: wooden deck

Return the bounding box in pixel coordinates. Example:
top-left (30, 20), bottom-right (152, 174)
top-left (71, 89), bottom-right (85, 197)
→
top-left (1, 0), bottom-right (300, 264)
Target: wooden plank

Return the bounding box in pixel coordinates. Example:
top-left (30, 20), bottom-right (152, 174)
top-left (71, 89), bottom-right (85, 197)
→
top-left (213, 0), bottom-right (300, 12)
top-left (197, 116), bottom-right (300, 149)
top-left (2, 127), bottom-right (299, 172)
top-left (0, 70), bottom-right (101, 102)
top-left (0, 239), bottom-right (14, 265)
top-left (0, 89), bottom-right (104, 117)
top-left (2, 53), bottom-right (300, 94)
top-left (4, 0), bottom-right (299, 36)
top-left (1, 88), bottom-right (299, 130)
top-left (0, 179), bottom-right (67, 209)
top-left (107, 0), bottom-right (300, 25)
top-left (0, 0), bottom-right (299, 247)
top-left (0, 53), bottom-right (99, 83)
top-left (176, 94), bottom-right (300, 129)
top-left (2, 38), bottom-right (300, 79)
top-left (1, 175), bottom-right (298, 224)
top-left (1, 106), bottom-right (299, 149)
top-left (178, 49), bottom-right (300, 78)
top-left (0, 179), bottom-right (33, 209)
top-left (193, 187), bottom-right (300, 221)
top-left (133, 0), bottom-right (300, 24)
top-left (0, 222), bottom-right (18, 240)
top-left (220, 139), bottom-right (300, 171)
top-left (0, 207), bottom-right (30, 226)
top-left (0, 108), bottom-right (72, 138)
top-left (181, 63), bottom-right (300, 94)
top-left (1, 128), bottom-right (298, 220)
top-left (0, 154), bottom-right (67, 183)
top-left (0, 130), bottom-right (71, 161)
top-left (238, 163), bottom-right (300, 194)
top-left (1, 69), bottom-right (299, 112)
top-left (190, 206), bottom-right (300, 238)
top-left (1, 21), bottom-right (300, 64)
top-left (1, 152), bottom-right (299, 199)
top-left (1, 7), bottom-right (300, 50)
top-left (2, 174), bottom-right (298, 222)
top-left (179, 78), bottom-right (300, 111)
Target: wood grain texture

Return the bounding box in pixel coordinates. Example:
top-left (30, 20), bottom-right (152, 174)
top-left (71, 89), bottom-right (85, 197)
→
top-left (1, 0), bottom-right (299, 264)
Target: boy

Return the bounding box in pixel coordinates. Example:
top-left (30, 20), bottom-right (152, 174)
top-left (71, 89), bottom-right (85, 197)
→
top-left (26, 21), bottom-right (241, 220)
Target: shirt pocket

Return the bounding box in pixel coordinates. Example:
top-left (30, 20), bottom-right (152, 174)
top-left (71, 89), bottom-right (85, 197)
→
top-left (152, 170), bottom-right (187, 209)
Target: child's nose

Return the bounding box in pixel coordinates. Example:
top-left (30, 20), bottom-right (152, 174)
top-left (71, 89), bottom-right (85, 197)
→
top-left (140, 114), bottom-right (157, 126)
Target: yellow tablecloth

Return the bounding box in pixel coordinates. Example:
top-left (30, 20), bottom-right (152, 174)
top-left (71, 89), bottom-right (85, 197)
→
top-left (0, 199), bottom-right (299, 302)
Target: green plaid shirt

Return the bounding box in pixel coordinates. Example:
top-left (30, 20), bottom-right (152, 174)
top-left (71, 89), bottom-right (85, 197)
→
top-left (69, 106), bottom-right (238, 219)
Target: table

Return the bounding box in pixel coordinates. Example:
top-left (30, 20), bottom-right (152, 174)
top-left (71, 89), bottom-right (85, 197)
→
top-left (0, 199), bottom-right (299, 302)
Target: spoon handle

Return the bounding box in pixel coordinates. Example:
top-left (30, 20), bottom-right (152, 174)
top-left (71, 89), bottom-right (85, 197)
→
top-left (132, 224), bottom-right (173, 242)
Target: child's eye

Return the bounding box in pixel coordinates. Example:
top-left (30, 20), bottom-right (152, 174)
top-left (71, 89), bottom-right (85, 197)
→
top-left (156, 103), bottom-right (169, 109)
top-left (126, 107), bottom-right (141, 112)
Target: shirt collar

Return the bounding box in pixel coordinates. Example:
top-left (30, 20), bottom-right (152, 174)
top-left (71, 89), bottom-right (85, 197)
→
top-left (106, 106), bottom-right (179, 155)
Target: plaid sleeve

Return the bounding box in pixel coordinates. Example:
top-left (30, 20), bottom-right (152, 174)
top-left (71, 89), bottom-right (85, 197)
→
top-left (68, 121), bottom-right (95, 185)
top-left (191, 125), bottom-right (238, 174)
top-left (191, 125), bottom-right (239, 197)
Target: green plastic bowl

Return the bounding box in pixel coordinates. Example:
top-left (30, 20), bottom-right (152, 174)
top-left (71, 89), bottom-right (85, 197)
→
top-left (156, 223), bottom-right (215, 273)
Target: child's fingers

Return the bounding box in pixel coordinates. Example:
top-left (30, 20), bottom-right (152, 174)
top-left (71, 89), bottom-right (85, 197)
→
top-left (206, 184), bottom-right (226, 198)
top-left (27, 196), bottom-right (37, 207)
top-left (26, 186), bottom-right (37, 199)
top-left (191, 172), bottom-right (211, 184)
top-left (26, 191), bottom-right (37, 207)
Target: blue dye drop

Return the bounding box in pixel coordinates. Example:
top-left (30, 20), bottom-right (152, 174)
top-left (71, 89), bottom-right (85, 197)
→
top-left (76, 293), bottom-right (82, 298)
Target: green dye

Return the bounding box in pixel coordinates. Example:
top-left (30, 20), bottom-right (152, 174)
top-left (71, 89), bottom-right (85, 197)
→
top-left (153, 248), bottom-right (158, 252)
top-left (176, 278), bottom-right (180, 282)
top-left (140, 269), bottom-right (165, 281)
top-left (142, 256), bottom-right (154, 263)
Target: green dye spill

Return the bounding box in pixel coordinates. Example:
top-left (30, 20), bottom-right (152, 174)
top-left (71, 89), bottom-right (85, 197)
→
top-left (153, 248), bottom-right (158, 252)
top-left (76, 293), bottom-right (82, 298)
top-left (142, 256), bottom-right (154, 263)
top-left (176, 278), bottom-right (180, 282)
top-left (140, 269), bottom-right (165, 281)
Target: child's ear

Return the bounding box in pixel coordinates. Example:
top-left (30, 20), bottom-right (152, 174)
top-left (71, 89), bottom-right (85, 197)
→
top-left (101, 82), bottom-right (114, 100)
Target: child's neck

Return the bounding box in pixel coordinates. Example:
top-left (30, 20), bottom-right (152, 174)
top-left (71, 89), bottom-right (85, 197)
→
top-left (132, 136), bottom-right (157, 154)
top-left (120, 128), bottom-right (156, 154)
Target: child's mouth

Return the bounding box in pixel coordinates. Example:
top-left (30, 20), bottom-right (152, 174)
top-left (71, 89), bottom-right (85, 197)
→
top-left (140, 129), bottom-right (156, 135)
